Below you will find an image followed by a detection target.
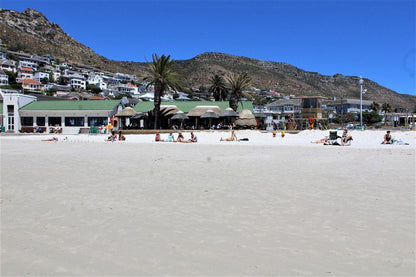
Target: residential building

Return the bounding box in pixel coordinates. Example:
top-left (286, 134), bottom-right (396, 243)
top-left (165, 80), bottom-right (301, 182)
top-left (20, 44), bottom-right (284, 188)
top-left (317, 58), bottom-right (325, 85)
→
top-left (0, 59), bottom-right (17, 73)
top-left (68, 73), bottom-right (86, 90)
top-left (34, 72), bottom-right (49, 83)
top-left (21, 79), bottom-right (44, 91)
top-left (17, 67), bottom-right (34, 80)
top-left (324, 98), bottom-right (373, 115)
top-left (0, 70), bottom-right (9, 85)
top-left (265, 98), bottom-right (301, 119)
top-left (18, 57), bottom-right (39, 69)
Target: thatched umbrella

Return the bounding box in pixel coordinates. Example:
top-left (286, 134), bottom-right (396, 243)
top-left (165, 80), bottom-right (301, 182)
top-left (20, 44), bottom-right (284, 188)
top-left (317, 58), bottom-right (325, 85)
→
top-left (220, 107), bottom-right (239, 118)
top-left (201, 109), bottom-right (219, 129)
top-left (234, 109), bottom-right (257, 129)
top-left (171, 111), bottom-right (189, 129)
top-left (188, 106), bottom-right (222, 128)
top-left (115, 107), bottom-right (137, 129)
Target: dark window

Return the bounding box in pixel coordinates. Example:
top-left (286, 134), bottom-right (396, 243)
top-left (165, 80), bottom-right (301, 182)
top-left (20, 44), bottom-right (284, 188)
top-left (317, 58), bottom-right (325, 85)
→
top-left (7, 105), bottom-right (14, 114)
top-left (65, 117), bottom-right (84, 126)
top-left (36, 117), bottom-right (45, 126)
top-left (88, 117), bottom-right (108, 126)
top-left (49, 117), bottom-right (62, 126)
top-left (21, 117), bottom-right (33, 126)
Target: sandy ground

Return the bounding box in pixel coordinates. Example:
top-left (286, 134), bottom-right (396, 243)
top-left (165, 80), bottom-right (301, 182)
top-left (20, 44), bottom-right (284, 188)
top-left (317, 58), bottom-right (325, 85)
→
top-left (1, 130), bottom-right (415, 276)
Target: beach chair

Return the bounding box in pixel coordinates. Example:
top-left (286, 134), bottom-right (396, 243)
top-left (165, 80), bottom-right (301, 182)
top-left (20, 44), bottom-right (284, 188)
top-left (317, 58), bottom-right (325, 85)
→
top-left (327, 131), bottom-right (340, 145)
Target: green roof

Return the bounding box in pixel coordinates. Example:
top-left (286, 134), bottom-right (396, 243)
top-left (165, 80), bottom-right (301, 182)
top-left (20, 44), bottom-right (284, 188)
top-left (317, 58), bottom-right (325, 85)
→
top-left (20, 100), bottom-right (121, 111)
top-left (134, 101), bottom-right (253, 113)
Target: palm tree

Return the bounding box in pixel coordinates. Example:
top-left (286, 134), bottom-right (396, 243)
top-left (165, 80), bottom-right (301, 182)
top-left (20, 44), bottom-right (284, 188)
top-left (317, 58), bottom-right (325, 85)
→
top-left (370, 101), bottom-right (380, 112)
top-left (381, 102), bottom-right (392, 126)
top-left (143, 54), bottom-right (183, 129)
top-left (208, 75), bottom-right (228, 101)
top-left (226, 72), bottom-right (251, 112)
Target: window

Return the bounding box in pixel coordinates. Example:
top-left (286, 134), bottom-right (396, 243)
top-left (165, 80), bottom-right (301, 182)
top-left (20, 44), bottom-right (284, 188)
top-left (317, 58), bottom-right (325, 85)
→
top-left (36, 117), bottom-right (45, 126)
top-left (88, 117), bottom-right (108, 126)
top-left (65, 117), bottom-right (84, 126)
top-left (21, 117), bottom-right (33, 126)
top-left (49, 117), bottom-right (62, 126)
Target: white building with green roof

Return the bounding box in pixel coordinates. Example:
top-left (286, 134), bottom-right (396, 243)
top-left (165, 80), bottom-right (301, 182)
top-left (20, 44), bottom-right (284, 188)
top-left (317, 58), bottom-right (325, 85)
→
top-left (19, 100), bottom-right (121, 134)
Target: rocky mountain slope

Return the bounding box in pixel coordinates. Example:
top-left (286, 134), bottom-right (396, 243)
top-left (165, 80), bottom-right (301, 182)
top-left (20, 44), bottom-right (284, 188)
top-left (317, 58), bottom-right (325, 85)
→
top-left (1, 8), bottom-right (414, 110)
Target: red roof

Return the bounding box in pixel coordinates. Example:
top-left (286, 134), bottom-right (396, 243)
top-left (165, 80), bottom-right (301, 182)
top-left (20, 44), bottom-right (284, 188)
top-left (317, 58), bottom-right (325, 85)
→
top-left (20, 67), bottom-right (33, 72)
top-left (90, 96), bottom-right (106, 100)
top-left (127, 83), bottom-right (137, 88)
top-left (21, 79), bottom-right (42, 85)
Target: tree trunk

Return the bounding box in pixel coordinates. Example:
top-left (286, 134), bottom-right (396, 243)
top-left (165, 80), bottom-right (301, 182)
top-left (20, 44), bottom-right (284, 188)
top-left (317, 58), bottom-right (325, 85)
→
top-left (154, 95), bottom-right (161, 129)
top-left (229, 97), bottom-right (238, 112)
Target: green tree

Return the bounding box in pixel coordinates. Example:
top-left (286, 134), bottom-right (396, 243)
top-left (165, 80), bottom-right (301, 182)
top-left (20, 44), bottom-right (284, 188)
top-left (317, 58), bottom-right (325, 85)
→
top-left (226, 72), bottom-right (251, 111)
top-left (49, 72), bottom-right (55, 83)
top-left (370, 101), bottom-right (380, 112)
top-left (86, 83), bottom-right (102, 94)
top-left (362, 111), bottom-right (383, 125)
top-left (143, 54), bottom-right (183, 129)
top-left (381, 102), bottom-right (392, 126)
top-left (58, 76), bottom-right (69, 85)
top-left (4, 70), bottom-right (17, 84)
top-left (208, 75), bottom-right (228, 101)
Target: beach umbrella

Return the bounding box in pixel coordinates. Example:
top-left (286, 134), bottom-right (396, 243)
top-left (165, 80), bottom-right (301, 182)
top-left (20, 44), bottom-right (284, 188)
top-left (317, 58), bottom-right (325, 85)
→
top-left (171, 111), bottom-right (189, 120)
top-left (200, 110), bottom-right (220, 119)
top-left (171, 111), bottom-right (189, 129)
top-left (200, 109), bottom-right (219, 129)
top-left (220, 108), bottom-right (239, 118)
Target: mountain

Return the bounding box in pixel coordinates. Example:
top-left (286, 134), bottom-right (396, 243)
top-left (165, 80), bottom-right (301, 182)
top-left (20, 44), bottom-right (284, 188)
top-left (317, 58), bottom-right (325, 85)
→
top-left (1, 8), bottom-right (415, 110)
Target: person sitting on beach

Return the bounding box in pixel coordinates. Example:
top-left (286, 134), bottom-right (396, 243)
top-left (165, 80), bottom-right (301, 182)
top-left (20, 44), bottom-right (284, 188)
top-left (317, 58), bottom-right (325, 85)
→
top-left (188, 132), bottom-right (197, 143)
top-left (118, 131), bottom-right (126, 141)
top-left (167, 133), bottom-right (175, 142)
top-left (220, 130), bottom-right (237, 141)
top-left (107, 131), bottom-right (117, 142)
top-left (176, 132), bottom-right (185, 142)
top-left (42, 137), bottom-right (58, 142)
top-left (341, 128), bottom-right (353, 146)
top-left (155, 131), bottom-right (164, 142)
top-left (383, 130), bottom-right (393, 144)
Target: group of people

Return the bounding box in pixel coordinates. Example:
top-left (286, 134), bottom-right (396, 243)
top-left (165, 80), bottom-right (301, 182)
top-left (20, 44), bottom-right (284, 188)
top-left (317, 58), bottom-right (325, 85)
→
top-left (107, 131), bottom-right (126, 142)
top-left (155, 131), bottom-right (198, 143)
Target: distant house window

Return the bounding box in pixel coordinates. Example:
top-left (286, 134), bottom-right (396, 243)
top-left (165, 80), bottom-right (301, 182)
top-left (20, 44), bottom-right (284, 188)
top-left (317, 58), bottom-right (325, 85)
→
top-left (21, 117), bottom-right (33, 126)
top-left (65, 117), bottom-right (84, 126)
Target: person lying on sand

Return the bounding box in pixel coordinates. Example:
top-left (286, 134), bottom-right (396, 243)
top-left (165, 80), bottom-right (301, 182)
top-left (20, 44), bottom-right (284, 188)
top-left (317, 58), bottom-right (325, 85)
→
top-left (311, 137), bottom-right (328, 144)
top-left (42, 137), bottom-right (58, 141)
top-left (220, 130), bottom-right (237, 141)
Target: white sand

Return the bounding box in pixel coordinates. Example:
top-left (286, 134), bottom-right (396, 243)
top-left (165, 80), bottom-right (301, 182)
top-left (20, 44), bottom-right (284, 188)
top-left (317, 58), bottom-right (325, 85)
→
top-left (1, 130), bottom-right (415, 276)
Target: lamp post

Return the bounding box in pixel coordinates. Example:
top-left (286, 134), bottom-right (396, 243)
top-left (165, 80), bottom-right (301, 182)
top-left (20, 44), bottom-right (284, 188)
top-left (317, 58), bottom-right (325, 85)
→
top-left (359, 77), bottom-right (364, 128)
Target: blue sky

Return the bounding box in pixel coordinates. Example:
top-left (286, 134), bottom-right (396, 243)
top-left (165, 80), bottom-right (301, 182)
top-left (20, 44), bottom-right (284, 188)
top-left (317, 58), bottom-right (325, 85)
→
top-left (2, 0), bottom-right (415, 95)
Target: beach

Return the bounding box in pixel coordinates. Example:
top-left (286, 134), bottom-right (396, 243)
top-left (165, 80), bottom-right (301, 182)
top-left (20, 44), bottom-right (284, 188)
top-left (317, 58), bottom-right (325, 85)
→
top-left (1, 130), bottom-right (415, 276)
